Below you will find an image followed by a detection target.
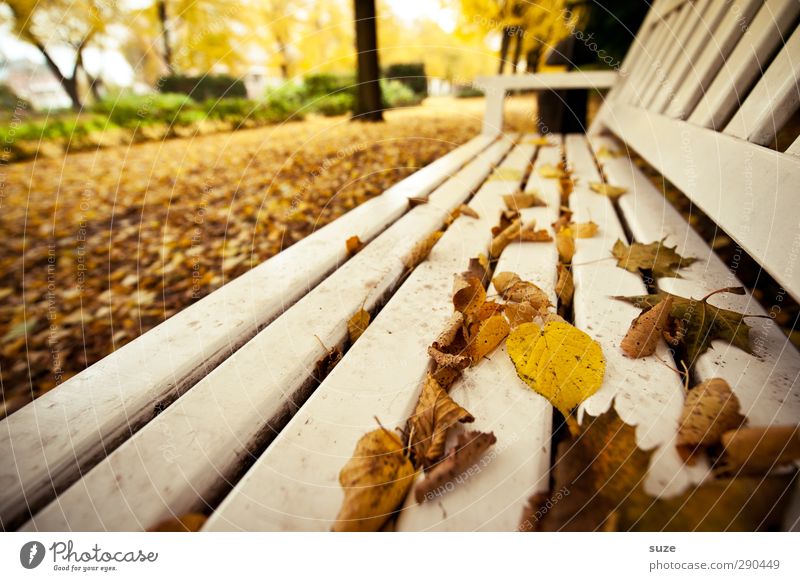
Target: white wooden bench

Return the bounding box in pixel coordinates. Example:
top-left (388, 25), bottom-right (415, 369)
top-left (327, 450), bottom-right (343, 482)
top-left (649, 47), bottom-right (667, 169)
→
top-left (4, 0), bottom-right (800, 531)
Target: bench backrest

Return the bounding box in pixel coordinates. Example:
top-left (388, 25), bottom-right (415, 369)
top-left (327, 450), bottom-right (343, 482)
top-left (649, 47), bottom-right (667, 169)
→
top-left (589, 0), bottom-right (800, 299)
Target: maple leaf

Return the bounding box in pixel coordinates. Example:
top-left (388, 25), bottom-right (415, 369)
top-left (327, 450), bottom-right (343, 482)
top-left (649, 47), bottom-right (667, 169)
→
top-left (615, 287), bottom-right (758, 365)
top-left (334, 427), bottom-right (416, 532)
top-left (407, 374), bottom-right (474, 468)
top-left (612, 238), bottom-right (698, 278)
top-left (506, 321), bottom-right (605, 418)
top-left (414, 431), bottom-right (497, 503)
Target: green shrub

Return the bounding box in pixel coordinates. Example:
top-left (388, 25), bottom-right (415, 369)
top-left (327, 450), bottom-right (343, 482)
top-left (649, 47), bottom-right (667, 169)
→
top-left (312, 93), bottom-right (355, 116)
top-left (158, 74), bottom-right (247, 101)
top-left (264, 83), bottom-right (306, 118)
top-left (92, 93), bottom-right (198, 128)
top-left (455, 85), bottom-right (484, 98)
top-left (384, 63), bottom-right (428, 97)
top-left (0, 114), bottom-right (111, 143)
top-left (381, 79), bottom-right (423, 108)
top-left (303, 73), bottom-right (356, 98)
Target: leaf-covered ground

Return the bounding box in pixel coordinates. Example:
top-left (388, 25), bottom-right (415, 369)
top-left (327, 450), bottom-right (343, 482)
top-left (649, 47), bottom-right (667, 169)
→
top-left (0, 96), bottom-right (537, 416)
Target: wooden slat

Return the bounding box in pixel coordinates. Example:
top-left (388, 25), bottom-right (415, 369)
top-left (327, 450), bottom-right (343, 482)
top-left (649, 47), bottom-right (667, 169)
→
top-left (724, 24), bottom-right (800, 146)
top-left (17, 138), bottom-right (512, 532)
top-left (787, 133), bottom-right (800, 157)
top-left (602, 102), bottom-right (800, 300)
top-left (394, 142), bottom-right (562, 531)
top-left (689, 0), bottom-right (800, 129)
top-left (615, 16), bottom-right (676, 106)
top-left (202, 141), bottom-right (538, 531)
top-left (564, 135), bottom-right (706, 498)
top-left (590, 134), bottom-right (800, 529)
top-left (631, 6), bottom-right (697, 108)
top-left (665, 0), bottom-right (763, 119)
top-left (649, 0), bottom-right (729, 113)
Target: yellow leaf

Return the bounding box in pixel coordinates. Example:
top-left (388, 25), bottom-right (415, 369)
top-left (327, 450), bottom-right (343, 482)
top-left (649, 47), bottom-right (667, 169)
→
top-left (596, 145), bottom-right (622, 159)
top-left (334, 428), bottom-right (416, 532)
top-left (404, 231), bottom-right (443, 268)
top-left (346, 235), bottom-right (364, 256)
top-left (502, 192), bottom-right (546, 210)
top-left (468, 314), bottom-right (510, 363)
top-left (572, 221), bottom-right (598, 238)
top-left (589, 182), bottom-right (628, 198)
top-left (538, 164), bottom-right (566, 179)
top-left (347, 308), bottom-right (370, 343)
top-left (507, 321), bottom-right (606, 417)
top-left (488, 167), bottom-right (523, 181)
top-left (556, 228), bottom-right (575, 263)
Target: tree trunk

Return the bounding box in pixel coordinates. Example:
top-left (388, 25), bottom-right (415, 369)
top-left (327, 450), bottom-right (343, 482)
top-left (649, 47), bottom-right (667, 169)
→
top-left (353, 0), bottom-right (383, 122)
top-left (157, 1), bottom-right (173, 72)
top-left (498, 28), bottom-right (511, 74)
top-left (33, 40), bottom-right (82, 110)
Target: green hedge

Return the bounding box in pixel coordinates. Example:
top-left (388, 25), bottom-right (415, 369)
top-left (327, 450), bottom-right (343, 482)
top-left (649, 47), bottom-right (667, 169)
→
top-left (158, 74), bottom-right (247, 101)
top-left (384, 63), bottom-right (428, 98)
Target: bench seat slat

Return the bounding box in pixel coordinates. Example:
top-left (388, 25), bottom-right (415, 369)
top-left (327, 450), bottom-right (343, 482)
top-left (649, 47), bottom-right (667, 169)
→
top-left (564, 135), bottom-right (708, 498)
top-left (394, 142), bottom-right (562, 531)
top-left (0, 133), bottom-right (497, 530)
top-left (19, 137), bottom-right (513, 532)
top-left (202, 140), bottom-right (539, 531)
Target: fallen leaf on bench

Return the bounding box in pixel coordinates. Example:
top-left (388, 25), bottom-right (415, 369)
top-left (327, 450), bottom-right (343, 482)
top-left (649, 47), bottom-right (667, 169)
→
top-left (458, 204), bottom-right (479, 219)
top-left (467, 254), bottom-right (489, 285)
top-left (414, 431), bottom-right (497, 503)
top-left (572, 221), bottom-right (599, 238)
top-left (404, 230), bottom-right (443, 269)
top-left (504, 302), bottom-right (538, 327)
top-left (407, 196), bottom-right (429, 207)
top-left (677, 378), bottom-right (745, 464)
top-left (589, 182), bottom-right (628, 198)
top-left (428, 346), bottom-right (471, 370)
top-left (345, 235), bottom-right (364, 257)
top-left (519, 228), bottom-right (553, 242)
top-left (503, 192), bottom-right (546, 210)
top-left (532, 405), bottom-right (650, 531)
top-left (612, 238), bottom-right (698, 278)
top-left (488, 167), bottom-right (523, 182)
top-left (595, 145), bottom-right (622, 159)
top-left (347, 309), bottom-right (371, 343)
top-left (555, 264), bottom-right (573, 308)
top-left (314, 345), bottom-right (343, 381)
top-left (493, 272), bottom-right (550, 311)
top-left (334, 427), bottom-right (416, 532)
top-left (620, 296), bottom-right (673, 358)
top-left (467, 314), bottom-right (510, 363)
top-left (556, 228), bottom-right (575, 263)
top-left (506, 321), bottom-right (605, 418)
top-left (408, 374), bottom-right (475, 467)
top-left (525, 136), bottom-right (555, 146)
top-left (150, 513), bottom-right (208, 532)
top-left (616, 287), bottom-right (756, 366)
top-left (538, 164), bottom-right (567, 179)
top-left (453, 272), bottom-right (486, 319)
top-left (489, 218), bottom-right (522, 257)
top-left (718, 426), bottom-right (800, 475)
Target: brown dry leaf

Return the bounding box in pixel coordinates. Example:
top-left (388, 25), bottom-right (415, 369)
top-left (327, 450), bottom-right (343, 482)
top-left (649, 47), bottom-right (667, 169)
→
top-left (519, 229), bottom-right (553, 242)
top-left (467, 254), bottom-right (489, 285)
top-left (612, 238), bottom-right (698, 278)
top-left (408, 196), bottom-right (429, 207)
top-left (314, 345), bottom-right (342, 381)
top-left (405, 231), bottom-right (443, 269)
top-left (414, 431), bottom-right (497, 503)
top-left (467, 314), bottom-right (510, 363)
top-left (493, 272), bottom-right (551, 312)
top-left (491, 209), bottom-right (519, 236)
top-left (345, 235), bottom-right (364, 257)
top-left (347, 308), bottom-right (371, 344)
top-left (458, 204), bottom-right (480, 219)
top-left (589, 182), bottom-right (628, 198)
top-left (503, 192), bottom-right (546, 210)
top-left (572, 221), bottom-right (599, 238)
top-left (334, 427), bottom-right (416, 531)
top-left (150, 513), bottom-right (208, 532)
top-left (408, 374), bottom-right (475, 467)
top-left (428, 312), bottom-right (471, 370)
top-left (555, 264), bottom-right (574, 307)
top-left (428, 346), bottom-right (471, 370)
top-left (719, 426), bottom-right (800, 475)
top-left (676, 378), bottom-right (745, 463)
top-left (492, 272), bottom-right (521, 294)
top-left (555, 228), bottom-right (575, 263)
top-left (504, 301), bottom-right (538, 327)
top-left (489, 218), bottom-right (522, 258)
top-left (452, 272), bottom-right (486, 319)
top-left (620, 296), bottom-right (673, 358)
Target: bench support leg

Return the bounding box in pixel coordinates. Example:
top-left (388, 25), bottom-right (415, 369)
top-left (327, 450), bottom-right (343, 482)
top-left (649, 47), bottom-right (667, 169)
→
top-left (483, 87), bottom-right (505, 135)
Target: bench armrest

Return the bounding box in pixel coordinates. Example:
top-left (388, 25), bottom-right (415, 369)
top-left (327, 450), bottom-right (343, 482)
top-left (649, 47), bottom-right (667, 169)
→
top-left (476, 71), bottom-right (618, 134)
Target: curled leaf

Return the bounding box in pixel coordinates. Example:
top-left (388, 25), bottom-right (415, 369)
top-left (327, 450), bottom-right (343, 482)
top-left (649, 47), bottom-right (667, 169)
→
top-left (346, 235), bottom-right (364, 257)
top-left (555, 228), bottom-right (575, 263)
top-left (405, 231), bottom-right (443, 269)
top-left (620, 296), bottom-right (673, 358)
top-left (453, 272), bottom-right (486, 319)
top-left (489, 218), bottom-right (522, 258)
top-left (589, 182), bottom-right (628, 197)
top-left (458, 204), bottom-right (479, 219)
top-left (414, 431), bottom-right (497, 503)
top-left (677, 378), bottom-right (745, 464)
top-left (408, 374), bottom-right (474, 467)
top-left (555, 264), bottom-right (574, 307)
top-left (334, 428), bottom-right (416, 531)
top-left (507, 321), bottom-right (605, 417)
